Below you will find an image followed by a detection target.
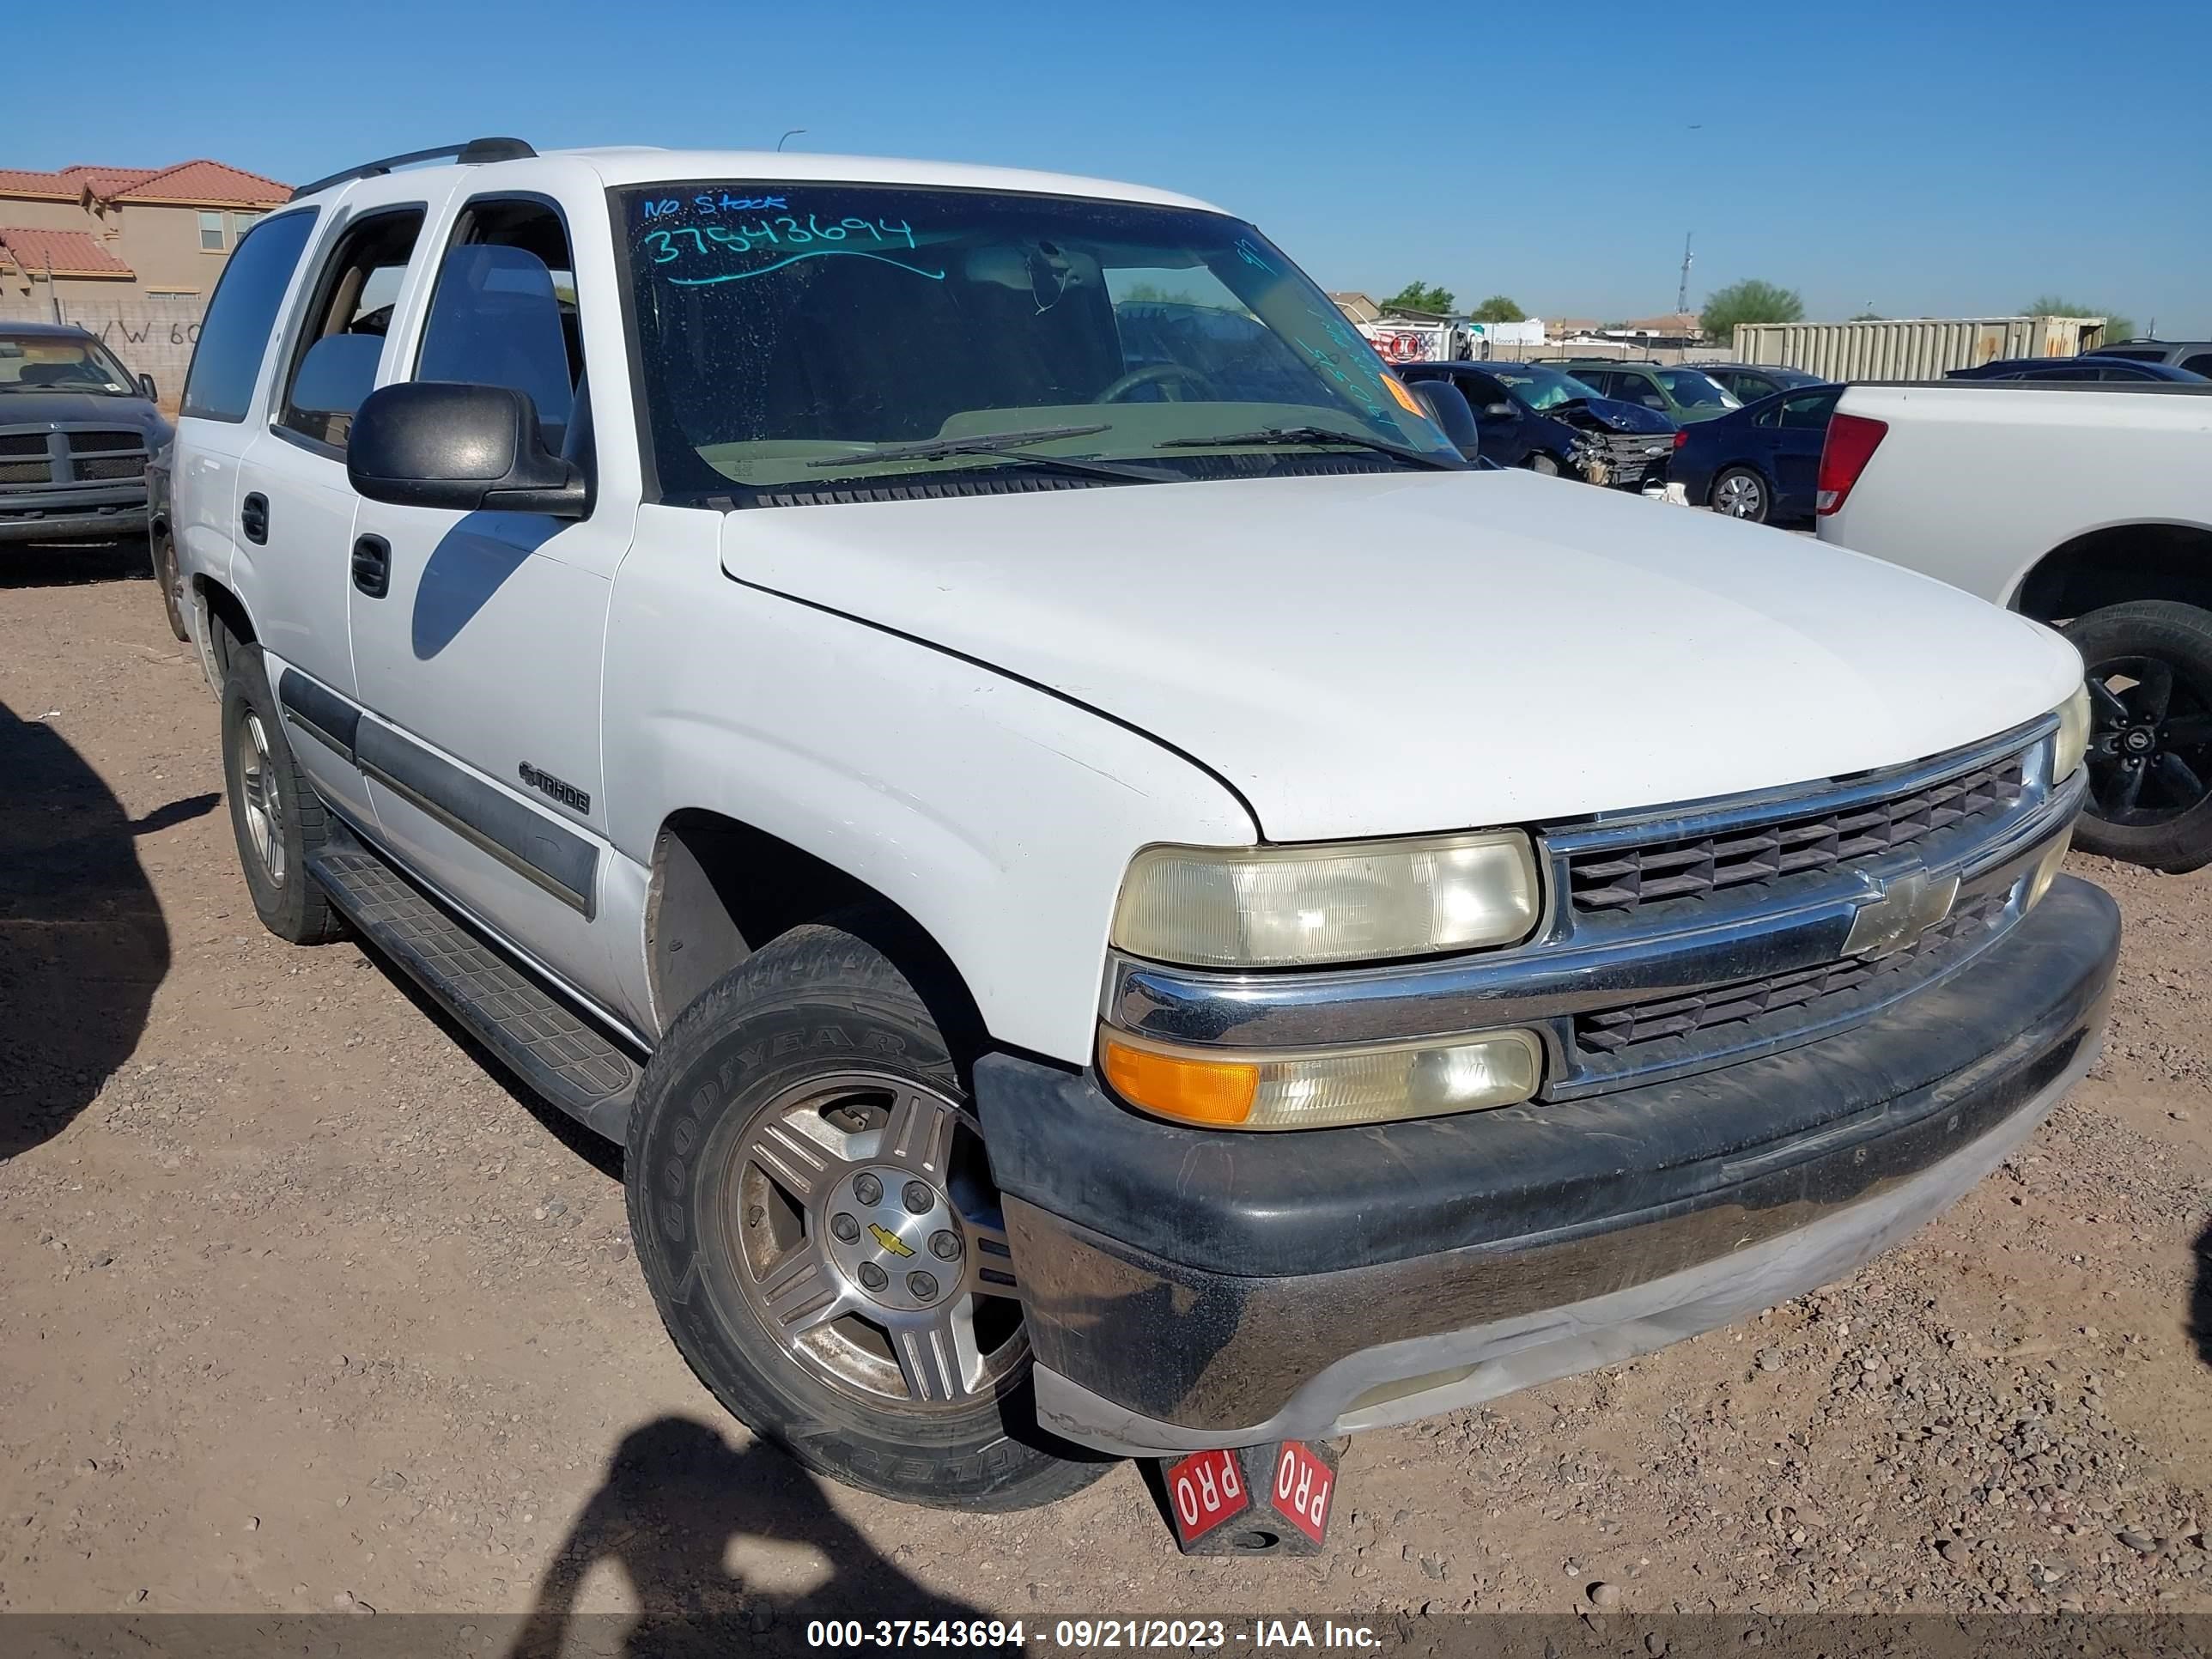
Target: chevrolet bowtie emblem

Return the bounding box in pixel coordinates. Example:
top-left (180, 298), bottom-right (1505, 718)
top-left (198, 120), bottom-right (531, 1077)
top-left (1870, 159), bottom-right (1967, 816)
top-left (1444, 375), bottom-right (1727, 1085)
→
top-left (867, 1222), bottom-right (915, 1257)
top-left (1843, 866), bottom-right (1960, 960)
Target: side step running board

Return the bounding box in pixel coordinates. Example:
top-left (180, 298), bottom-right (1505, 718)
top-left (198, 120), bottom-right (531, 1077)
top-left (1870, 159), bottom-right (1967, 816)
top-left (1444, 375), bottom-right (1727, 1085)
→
top-left (307, 831), bottom-right (641, 1145)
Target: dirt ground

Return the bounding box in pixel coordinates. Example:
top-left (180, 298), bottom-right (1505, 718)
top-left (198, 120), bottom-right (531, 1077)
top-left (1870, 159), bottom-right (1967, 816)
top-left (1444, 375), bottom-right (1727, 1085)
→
top-left (4, 549), bottom-right (2211, 1632)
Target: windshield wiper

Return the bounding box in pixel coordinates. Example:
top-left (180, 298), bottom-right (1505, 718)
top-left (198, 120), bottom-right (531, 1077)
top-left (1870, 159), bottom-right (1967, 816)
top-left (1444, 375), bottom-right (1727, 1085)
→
top-left (1153, 425), bottom-right (1463, 471)
top-left (808, 423), bottom-right (1109, 465)
top-left (805, 423), bottom-right (1177, 484)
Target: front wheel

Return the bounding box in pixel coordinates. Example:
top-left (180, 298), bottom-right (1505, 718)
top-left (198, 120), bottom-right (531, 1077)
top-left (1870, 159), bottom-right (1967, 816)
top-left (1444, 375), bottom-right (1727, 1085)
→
top-left (2063, 601), bottom-right (2212, 872)
top-left (1525, 453), bottom-right (1562, 478)
top-left (625, 916), bottom-right (1108, 1510)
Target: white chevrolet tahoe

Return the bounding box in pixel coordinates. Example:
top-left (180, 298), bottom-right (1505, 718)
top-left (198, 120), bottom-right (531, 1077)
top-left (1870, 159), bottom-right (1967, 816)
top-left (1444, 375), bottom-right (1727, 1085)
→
top-left (1817, 380), bottom-right (2212, 872)
top-left (172, 138), bottom-right (2112, 1511)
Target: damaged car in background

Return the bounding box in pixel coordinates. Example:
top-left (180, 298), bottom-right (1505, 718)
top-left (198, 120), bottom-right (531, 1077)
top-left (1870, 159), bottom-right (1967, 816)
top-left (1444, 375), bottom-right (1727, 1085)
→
top-left (1395, 359), bottom-right (1677, 489)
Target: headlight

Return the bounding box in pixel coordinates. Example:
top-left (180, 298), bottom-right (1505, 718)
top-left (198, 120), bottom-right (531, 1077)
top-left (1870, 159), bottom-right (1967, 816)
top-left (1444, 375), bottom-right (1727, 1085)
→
top-left (2054, 683), bottom-right (2090, 782)
top-left (1110, 831), bottom-right (1540, 969)
top-left (1099, 1026), bottom-right (1543, 1130)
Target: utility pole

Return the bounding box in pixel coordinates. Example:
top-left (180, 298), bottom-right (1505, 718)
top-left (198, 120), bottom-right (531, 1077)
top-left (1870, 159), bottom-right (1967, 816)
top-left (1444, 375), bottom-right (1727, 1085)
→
top-left (1676, 232), bottom-right (1694, 317)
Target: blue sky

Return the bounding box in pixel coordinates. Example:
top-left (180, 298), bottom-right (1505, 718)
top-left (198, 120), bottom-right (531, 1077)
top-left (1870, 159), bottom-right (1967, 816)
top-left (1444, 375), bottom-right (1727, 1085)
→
top-left (21, 0), bottom-right (2210, 333)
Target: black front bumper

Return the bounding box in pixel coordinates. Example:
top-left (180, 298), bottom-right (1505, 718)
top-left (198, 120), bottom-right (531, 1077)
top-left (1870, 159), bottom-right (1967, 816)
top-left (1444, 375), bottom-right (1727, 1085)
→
top-left (975, 877), bottom-right (2118, 1455)
top-left (0, 483), bottom-right (148, 544)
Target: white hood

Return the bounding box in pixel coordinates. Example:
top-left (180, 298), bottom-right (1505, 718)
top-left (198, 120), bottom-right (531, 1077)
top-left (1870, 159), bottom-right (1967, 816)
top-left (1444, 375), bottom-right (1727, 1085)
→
top-left (719, 470), bottom-right (2081, 841)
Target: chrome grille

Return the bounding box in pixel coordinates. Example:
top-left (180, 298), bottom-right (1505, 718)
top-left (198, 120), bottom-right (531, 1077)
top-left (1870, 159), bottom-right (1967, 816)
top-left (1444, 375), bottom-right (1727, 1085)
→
top-left (1595, 431), bottom-right (1668, 484)
top-left (1567, 753), bottom-right (2025, 915)
top-left (1574, 890), bottom-right (2008, 1060)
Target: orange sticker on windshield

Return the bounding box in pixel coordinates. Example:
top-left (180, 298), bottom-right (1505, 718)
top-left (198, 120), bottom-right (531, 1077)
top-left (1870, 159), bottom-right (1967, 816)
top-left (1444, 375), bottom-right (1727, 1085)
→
top-left (1382, 374), bottom-right (1425, 416)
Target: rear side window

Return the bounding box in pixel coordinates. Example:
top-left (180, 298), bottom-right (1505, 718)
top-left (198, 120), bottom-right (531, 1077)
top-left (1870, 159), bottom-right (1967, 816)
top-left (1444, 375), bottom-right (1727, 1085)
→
top-left (276, 208), bottom-right (425, 451)
top-left (1778, 390), bottom-right (1840, 428)
top-left (2185, 355), bottom-right (2212, 378)
top-left (179, 209), bottom-right (319, 422)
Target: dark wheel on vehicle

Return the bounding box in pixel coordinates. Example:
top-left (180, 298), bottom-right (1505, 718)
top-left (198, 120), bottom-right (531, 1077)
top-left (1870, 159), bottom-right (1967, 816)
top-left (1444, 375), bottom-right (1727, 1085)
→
top-left (626, 915), bottom-right (1109, 1510)
top-left (1525, 453), bottom-right (1562, 477)
top-left (2063, 601), bottom-right (2212, 872)
top-left (1710, 466), bottom-right (1770, 522)
top-left (150, 527), bottom-right (189, 641)
top-left (221, 644), bottom-right (344, 944)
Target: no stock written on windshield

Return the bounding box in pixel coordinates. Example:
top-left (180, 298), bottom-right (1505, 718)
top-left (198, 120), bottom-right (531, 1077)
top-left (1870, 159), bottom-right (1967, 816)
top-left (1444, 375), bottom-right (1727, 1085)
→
top-left (637, 195), bottom-right (937, 285)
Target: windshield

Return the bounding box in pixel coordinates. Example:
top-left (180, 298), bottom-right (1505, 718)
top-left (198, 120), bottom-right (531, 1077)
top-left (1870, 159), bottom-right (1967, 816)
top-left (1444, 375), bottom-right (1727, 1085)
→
top-left (617, 183), bottom-right (1457, 500)
top-left (1488, 364), bottom-right (1607, 411)
top-left (1656, 368), bottom-right (1741, 409)
top-left (0, 331), bottom-right (138, 396)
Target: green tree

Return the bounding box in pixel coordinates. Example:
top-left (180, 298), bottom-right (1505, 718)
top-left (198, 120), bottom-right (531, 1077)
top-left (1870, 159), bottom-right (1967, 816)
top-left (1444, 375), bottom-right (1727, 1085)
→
top-left (2024, 295), bottom-right (2135, 342)
top-left (1469, 295), bottom-right (1526, 323)
top-left (1382, 281), bottom-right (1455, 314)
top-left (1699, 279), bottom-right (1806, 343)
top-left (1850, 310), bottom-right (1884, 322)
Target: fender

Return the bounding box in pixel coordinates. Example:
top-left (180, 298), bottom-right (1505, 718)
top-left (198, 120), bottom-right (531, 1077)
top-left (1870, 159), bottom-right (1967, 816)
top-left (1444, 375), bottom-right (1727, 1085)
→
top-left (601, 507), bottom-right (1256, 1065)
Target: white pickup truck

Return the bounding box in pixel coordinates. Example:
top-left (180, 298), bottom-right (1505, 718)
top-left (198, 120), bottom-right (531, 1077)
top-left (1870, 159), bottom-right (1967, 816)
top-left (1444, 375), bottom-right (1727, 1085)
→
top-left (1818, 380), bottom-right (2212, 871)
top-left (170, 138), bottom-right (2110, 1512)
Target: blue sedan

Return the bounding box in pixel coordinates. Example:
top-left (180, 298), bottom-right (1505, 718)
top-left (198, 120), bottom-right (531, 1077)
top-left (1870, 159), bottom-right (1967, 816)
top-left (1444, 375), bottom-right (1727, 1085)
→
top-left (1666, 382), bottom-right (1842, 525)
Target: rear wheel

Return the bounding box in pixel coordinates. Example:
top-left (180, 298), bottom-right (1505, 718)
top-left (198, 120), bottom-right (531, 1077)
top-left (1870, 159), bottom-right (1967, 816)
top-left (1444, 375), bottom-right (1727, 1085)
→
top-left (222, 644), bottom-right (343, 944)
top-left (626, 916), bottom-right (1108, 1510)
top-left (2063, 601), bottom-right (2212, 872)
top-left (151, 526), bottom-right (189, 641)
top-left (1710, 466), bottom-right (1770, 522)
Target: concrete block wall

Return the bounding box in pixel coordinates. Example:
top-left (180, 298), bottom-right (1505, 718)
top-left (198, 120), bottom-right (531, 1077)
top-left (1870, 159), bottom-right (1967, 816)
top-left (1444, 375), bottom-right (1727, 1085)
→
top-left (0, 289), bottom-right (203, 410)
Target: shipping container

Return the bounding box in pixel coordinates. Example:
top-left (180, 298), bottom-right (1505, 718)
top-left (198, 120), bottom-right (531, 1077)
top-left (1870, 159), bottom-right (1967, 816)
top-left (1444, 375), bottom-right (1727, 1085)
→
top-left (1730, 316), bottom-right (2106, 380)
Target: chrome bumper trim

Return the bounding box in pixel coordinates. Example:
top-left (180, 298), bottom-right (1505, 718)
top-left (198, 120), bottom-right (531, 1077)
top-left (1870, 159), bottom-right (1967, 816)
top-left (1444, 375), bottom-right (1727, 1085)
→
top-left (1105, 722), bottom-right (2078, 1096)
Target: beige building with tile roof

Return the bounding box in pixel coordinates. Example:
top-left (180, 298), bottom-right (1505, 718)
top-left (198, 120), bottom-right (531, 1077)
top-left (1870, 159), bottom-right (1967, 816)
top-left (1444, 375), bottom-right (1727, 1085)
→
top-left (0, 158), bottom-right (291, 312)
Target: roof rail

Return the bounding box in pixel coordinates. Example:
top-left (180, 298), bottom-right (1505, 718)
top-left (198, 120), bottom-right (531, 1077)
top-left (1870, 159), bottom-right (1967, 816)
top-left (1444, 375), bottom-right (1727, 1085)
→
top-left (289, 137), bottom-right (536, 202)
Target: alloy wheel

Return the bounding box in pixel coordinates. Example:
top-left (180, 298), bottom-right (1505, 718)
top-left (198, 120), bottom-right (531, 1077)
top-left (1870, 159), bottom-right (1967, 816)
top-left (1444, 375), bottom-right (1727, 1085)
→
top-left (2083, 653), bottom-right (2212, 824)
top-left (721, 1072), bottom-right (1026, 1411)
top-left (239, 713), bottom-right (286, 885)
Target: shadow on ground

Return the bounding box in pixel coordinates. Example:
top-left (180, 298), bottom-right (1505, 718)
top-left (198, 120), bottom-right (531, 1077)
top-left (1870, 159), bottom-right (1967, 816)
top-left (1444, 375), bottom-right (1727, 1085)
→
top-left (0, 536), bottom-right (155, 590)
top-left (507, 1416), bottom-right (995, 1658)
top-left (0, 696), bottom-right (196, 1158)
top-left (2193, 1219), bottom-right (2212, 1367)
top-left (361, 951), bottom-right (627, 1182)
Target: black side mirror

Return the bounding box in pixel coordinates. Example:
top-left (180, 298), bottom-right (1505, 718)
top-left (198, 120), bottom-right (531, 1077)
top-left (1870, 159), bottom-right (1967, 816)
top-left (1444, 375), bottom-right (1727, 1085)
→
top-left (1482, 401), bottom-right (1518, 421)
top-left (137, 373), bottom-right (158, 403)
top-left (348, 382), bottom-right (587, 518)
top-left (1410, 380), bottom-right (1481, 461)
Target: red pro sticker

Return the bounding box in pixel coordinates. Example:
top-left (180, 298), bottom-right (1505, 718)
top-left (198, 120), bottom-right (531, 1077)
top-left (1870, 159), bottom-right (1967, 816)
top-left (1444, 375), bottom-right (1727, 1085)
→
top-left (1164, 1448), bottom-right (1249, 1547)
top-left (1266, 1439), bottom-right (1336, 1545)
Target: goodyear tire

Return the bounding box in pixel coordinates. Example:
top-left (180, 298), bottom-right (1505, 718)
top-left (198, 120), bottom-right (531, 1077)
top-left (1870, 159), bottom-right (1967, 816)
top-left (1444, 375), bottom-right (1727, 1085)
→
top-left (626, 915), bottom-right (1109, 1510)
